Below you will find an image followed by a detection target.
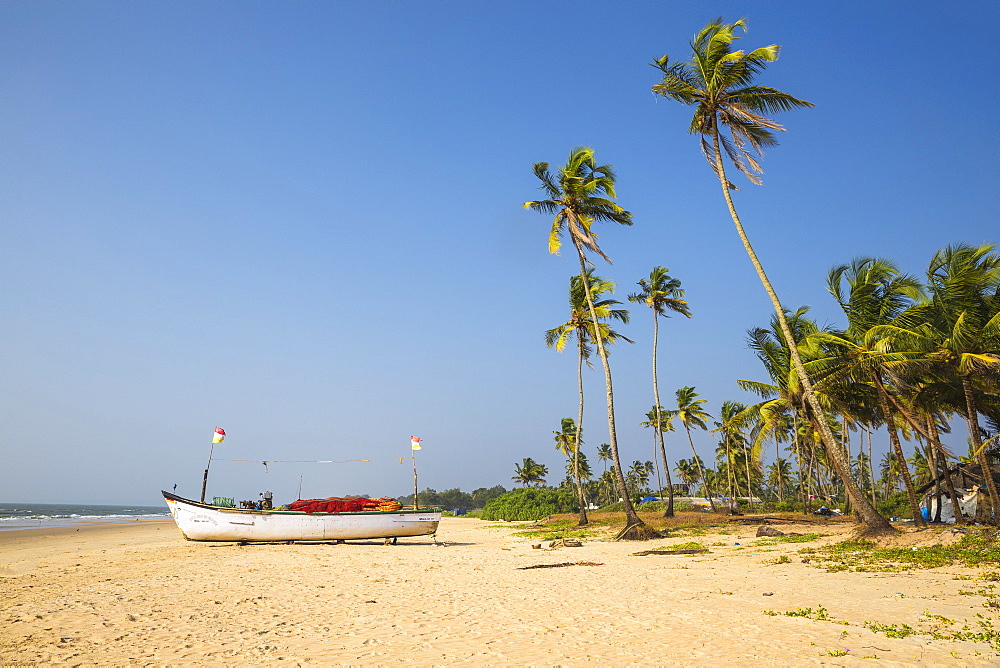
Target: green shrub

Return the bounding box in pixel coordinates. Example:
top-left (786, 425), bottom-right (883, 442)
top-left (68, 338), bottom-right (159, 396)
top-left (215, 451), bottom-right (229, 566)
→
top-left (480, 487), bottom-right (578, 521)
top-left (877, 492), bottom-right (911, 518)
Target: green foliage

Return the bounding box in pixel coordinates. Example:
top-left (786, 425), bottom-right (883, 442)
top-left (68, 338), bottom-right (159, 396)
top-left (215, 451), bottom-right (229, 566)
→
top-left (805, 530), bottom-right (1000, 572)
top-left (755, 533), bottom-right (824, 546)
top-left (876, 492), bottom-right (912, 518)
top-left (480, 487), bottom-right (578, 521)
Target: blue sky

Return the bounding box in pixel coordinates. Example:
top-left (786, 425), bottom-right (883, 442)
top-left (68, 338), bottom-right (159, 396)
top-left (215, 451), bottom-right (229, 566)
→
top-left (3, 2), bottom-right (997, 505)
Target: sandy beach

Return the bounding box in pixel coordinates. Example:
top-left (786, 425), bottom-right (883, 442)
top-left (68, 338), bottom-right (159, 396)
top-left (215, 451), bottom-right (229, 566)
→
top-left (2, 516), bottom-right (998, 665)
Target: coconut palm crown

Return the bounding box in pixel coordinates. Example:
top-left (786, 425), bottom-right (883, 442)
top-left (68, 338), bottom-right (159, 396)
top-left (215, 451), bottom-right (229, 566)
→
top-left (524, 147), bottom-right (632, 263)
top-left (651, 17), bottom-right (813, 188)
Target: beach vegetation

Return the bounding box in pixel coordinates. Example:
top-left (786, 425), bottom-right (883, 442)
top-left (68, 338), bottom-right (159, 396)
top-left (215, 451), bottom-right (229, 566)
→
top-left (799, 529), bottom-right (1000, 572)
top-left (481, 487), bottom-right (578, 521)
top-left (754, 532), bottom-right (823, 545)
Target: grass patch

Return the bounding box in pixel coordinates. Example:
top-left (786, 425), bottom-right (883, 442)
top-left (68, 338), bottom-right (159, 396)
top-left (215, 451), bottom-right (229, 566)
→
top-left (801, 530), bottom-right (1000, 572)
top-left (754, 532), bottom-right (824, 546)
top-left (864, 612), bottom-right (1000, 653)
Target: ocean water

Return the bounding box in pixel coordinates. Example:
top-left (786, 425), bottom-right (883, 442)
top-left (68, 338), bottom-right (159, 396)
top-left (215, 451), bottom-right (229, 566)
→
top-left (0, 502), bottom-right (170, 532)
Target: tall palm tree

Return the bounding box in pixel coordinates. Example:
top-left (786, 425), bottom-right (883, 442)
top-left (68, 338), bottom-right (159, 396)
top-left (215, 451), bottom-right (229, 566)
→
top-left (553, 417), bottom-right (590, 525)
top-left (526, 147), bottom-right (657, 539)
top-left (512, 458), bottom-right (548, 488)
top-left (629, 266), bottom-right (691, 517)
top-left (669, 386), bottom-right (717, 511)
top-left (652, 19), bottom-right (891, 534)
top-left (546, 270), bottom-right (632, 526)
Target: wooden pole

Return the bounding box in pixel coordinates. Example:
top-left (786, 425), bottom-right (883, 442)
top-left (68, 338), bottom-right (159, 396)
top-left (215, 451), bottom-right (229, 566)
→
top-left (200, 436), bottom-right (217, 503)
top-left (412, 452), bottom-right (419, 510)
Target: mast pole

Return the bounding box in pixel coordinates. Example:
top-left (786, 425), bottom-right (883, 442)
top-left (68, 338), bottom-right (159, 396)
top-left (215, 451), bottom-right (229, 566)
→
top-left (412, 452), bottom-right (419, 510)
top-left (200, 439), bottom-right (216, 503)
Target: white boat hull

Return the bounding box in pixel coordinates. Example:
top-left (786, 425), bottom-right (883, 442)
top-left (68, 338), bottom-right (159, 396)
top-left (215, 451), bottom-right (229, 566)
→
top-left (163, 491), bottom-right (441, 542)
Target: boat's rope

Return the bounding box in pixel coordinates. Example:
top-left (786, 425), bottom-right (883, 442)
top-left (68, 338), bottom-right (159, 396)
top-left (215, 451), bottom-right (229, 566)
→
top-left (210, 458), bottom-right (407, 464)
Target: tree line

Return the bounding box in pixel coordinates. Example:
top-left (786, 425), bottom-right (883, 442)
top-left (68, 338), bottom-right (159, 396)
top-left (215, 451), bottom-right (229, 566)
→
top-left (521, 17), bottom-right (997, 538)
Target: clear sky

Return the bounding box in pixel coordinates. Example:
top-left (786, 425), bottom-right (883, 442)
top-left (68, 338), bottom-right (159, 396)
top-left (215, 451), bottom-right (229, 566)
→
top-left (3, 2), bottom-right (997, 505)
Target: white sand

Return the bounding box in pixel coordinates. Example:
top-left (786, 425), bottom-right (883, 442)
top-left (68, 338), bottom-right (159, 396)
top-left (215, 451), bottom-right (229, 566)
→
top-left (1, 516), bottom-right (998, 665)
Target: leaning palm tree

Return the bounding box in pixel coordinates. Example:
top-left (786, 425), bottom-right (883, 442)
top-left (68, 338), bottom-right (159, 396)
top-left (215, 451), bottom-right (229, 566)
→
top-left (526, 147), bottom-right (658, 539)
top-left (546, 271), bottom-right (632, 526)
top-left (652, 19), bottom-right (892, 535)
top-left (629, 266), bottom-right (691, 517)
top-left (669, 386), bottom-right (717, 511)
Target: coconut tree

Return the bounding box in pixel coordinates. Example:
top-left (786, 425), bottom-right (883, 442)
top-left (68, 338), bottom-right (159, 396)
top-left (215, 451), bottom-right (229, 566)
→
top-left (641, 405), bottom-right (678, 515)
top-left (526, 147), bottom-right (658, 539)
top-left (668, 386), bottom-right (717, 511)
top-left (553, 417), bottom-right (591, 525)
top-left (596, 443), bottom-right (613, 473)
top-left (629, 266), bottom-right (691, 517)
top-left (652, 18), bottom-right (891, 534)
top-left (512, 458), bottom-right (548, 488)
top-left (890, 244), bottom-right (1000, 522)
top-left (767, 458), bottom-right (794, 502)
top-left (712, 400), bottom-right (757, 510)
top-left (546, 270), bottom-right (632, 526)
top-left (811, 257), bottom-right (927, 526)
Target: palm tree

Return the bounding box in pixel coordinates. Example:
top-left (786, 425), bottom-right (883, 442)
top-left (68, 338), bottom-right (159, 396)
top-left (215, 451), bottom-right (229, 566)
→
top-left (712, 400), bottom-right (757, 510)
top-left (641, 405), bottom-right (677, 513)
top-left (512, 458), bottom-right (548, 488)
top-left (652, 19), bottom-right (891, 534)
top-left (526, 147), bottom-right (657, 539)
top-left (629, 266), bottom-right (691, 517)
top-left (553, 417), bottom-right (590, 525)
top-left (546, 271), bottom-right (633, 526)
top-left (812, 257), bottom-right (927, 526)
top-left (674, 457), bottom-right (702, 495)
top-left (669, 386), bottom-right (717, 511)
top-left (767, 458), bottom-right (794, 502)
top-left (596, 443), bottom-right (613, 473)
top-left (907, 244), bottom-right (1000, 521)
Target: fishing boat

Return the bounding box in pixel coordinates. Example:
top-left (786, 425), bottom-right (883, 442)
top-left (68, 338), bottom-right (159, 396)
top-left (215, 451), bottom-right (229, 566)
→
top-left (162, 491), bottom-right (441, 543)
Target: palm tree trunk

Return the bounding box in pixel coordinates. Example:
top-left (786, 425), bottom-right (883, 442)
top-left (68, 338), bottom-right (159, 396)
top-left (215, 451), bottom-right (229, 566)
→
top-left (709, 128), bottom-right (894, 535)
top-left (962, 377), bottom-right (999, 524)
top-left (651, 312), bottom-right (675, 517)
top-left (574, 341), bottom-right (589, 526)
top-left (867, 427), bottom-right (877, 505)
top-left (925, 436), bottom-right (941, 522)
top-left (927, 416), bottom-right (964, 524)
top-left (572, 241), bottom-right (648, 535)
top-left (871, 375), bottom-right (924, 526)
top-left (873, 376), bottom-right (924, 526)
top-left (684, 425), bottom-right (717, 512)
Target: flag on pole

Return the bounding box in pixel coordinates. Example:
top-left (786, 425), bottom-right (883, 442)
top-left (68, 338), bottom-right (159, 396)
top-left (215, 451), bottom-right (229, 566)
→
top-left (213, 427), bottom-right (226, 443)
top-left (410, 436), bottom-right (422, 450)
